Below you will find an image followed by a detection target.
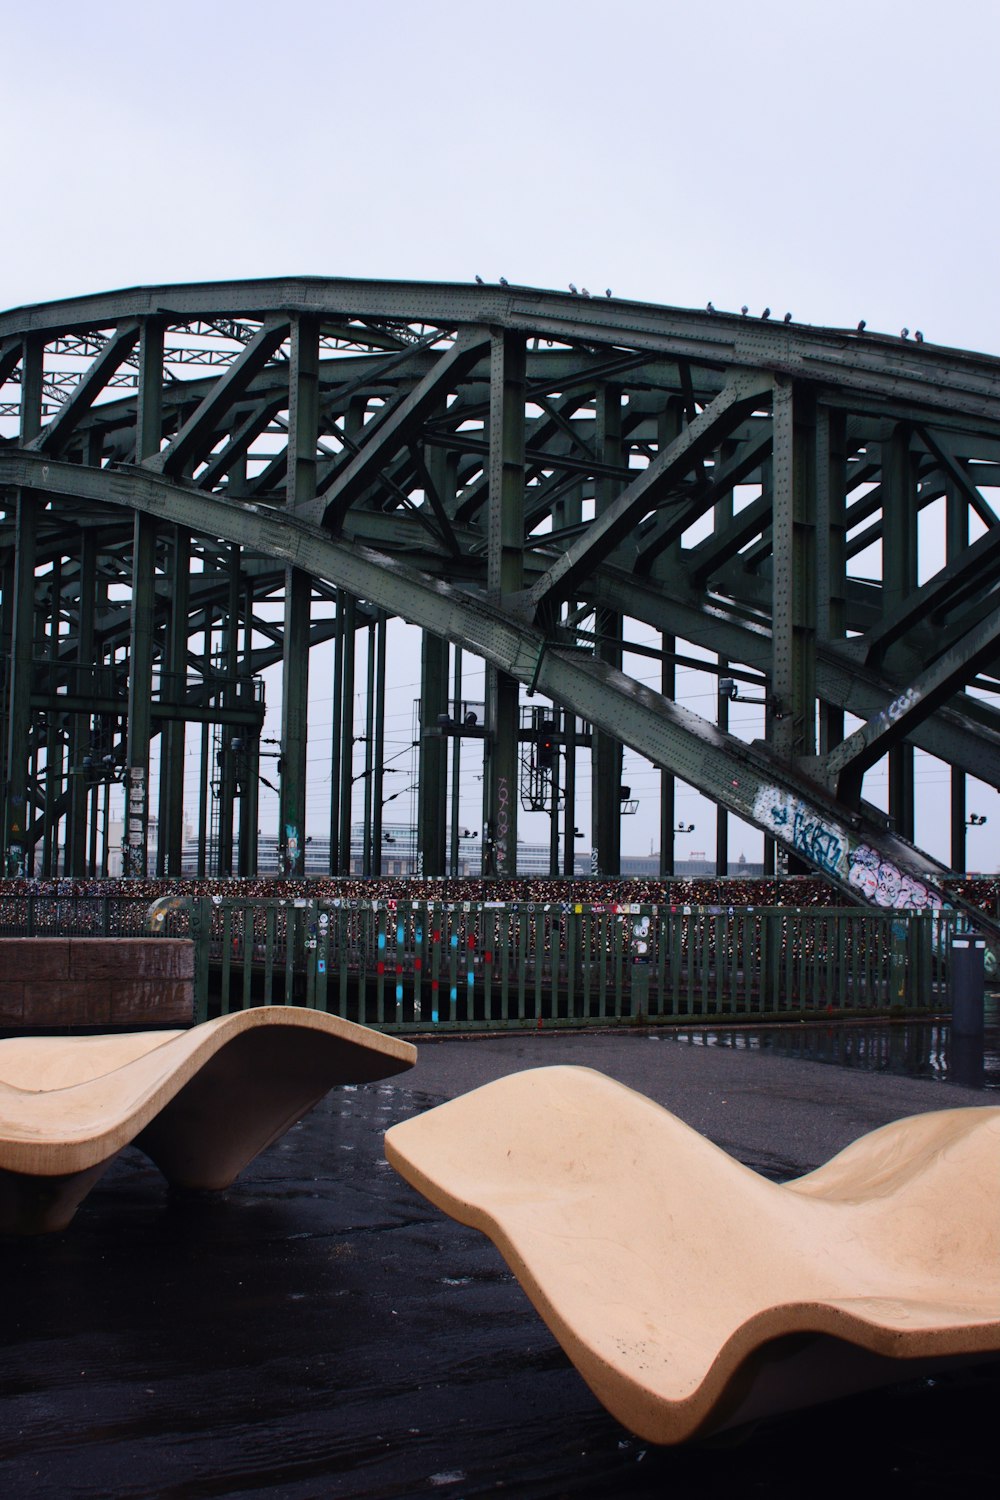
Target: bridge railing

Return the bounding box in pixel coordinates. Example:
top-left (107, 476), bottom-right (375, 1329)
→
top-left (147, 897), bottom-right (964, 1029)
top-left (0, 893), bottom-right (157, 937)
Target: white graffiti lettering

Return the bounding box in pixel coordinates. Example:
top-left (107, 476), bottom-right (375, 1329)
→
top-left (496, 775), bottom-right (510, 874)
top-left (847, 845), bottom-right (942, 912)
top-left (878, 686), bottom-right (920, 728)
top-left (752, 786), bottom-right (848, 878)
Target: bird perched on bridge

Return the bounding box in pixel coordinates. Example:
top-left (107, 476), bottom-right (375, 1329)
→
top-left (741, 305), bottom-right (748, 316)
top-left (915, 330), bottom-right (924, 343)
top-left (706, 301), bottom-right (716, 313)
top-left (475, 274), bottom-right (485, 285)
top-left (857, 319), bottom-right (866, 332)
top-left (901, 327), bottom-right (910, 339)
top-left (783, 312), bottom-right (792, 323)
top-left (581, 287), bottom-right (591, 297)
top-left (605, 288), bottom-right (613, 298)
top-left (569, 283), bottom-right (578, 294)
top-left (499, 276), bottom-right (508, 286)
top-left (761, 307), bottom-right (771, 319)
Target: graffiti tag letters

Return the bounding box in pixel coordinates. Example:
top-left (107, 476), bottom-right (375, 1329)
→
top-left (847, 845), bottom-right (942, 912)
top-left (753, 786), bottom-right (847, 878)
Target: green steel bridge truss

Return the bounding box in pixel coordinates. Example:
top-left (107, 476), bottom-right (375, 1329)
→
top-left (2, 277), bottom-right (1000, 934)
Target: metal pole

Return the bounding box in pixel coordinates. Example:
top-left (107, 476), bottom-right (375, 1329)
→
top-left (372, 612), bottom-right (387, 876)
top-left (449, 647), bottom-right (462, 877)
top-left (329, 589), bottom-right (345, 873)
top-left (338, 595), bottom-right (356, 875)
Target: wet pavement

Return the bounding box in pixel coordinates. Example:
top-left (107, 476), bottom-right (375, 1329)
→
top-left (662, 1002), bottom-right (1000, 1092)
top-left (2, 1028), bottom-right (999, 1498)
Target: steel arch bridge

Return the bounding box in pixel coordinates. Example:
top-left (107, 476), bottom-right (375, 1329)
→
top-left (2, 277), bottom-right (1000, 926)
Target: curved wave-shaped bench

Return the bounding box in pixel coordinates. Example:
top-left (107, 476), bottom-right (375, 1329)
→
top-left (386, 1065), bottom-right (1000, 1442)
top-left (0, 1007), bottom-right (415, 1234)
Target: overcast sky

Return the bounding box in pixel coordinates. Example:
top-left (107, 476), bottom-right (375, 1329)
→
top-left (7, 1), bottom-right (1000, 869)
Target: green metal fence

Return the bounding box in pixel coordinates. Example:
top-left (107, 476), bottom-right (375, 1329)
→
top-left (151, 897), bottom-right (964, 1029)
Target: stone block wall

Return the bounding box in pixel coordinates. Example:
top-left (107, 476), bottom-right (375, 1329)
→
top-left (0, 939), bottom-right (194, 1028)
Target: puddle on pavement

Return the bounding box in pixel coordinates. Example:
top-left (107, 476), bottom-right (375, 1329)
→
top-left (665, 1002), bottom-right (1000, 1091)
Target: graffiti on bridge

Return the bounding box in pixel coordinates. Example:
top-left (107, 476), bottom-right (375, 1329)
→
top-left (847, 845), bottom-right (943, 912)
top-left (753, 786), bottom-right (848, 879)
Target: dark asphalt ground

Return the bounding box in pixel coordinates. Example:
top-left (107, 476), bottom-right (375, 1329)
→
top-left (2, 1028), bottom-right (999, 1499)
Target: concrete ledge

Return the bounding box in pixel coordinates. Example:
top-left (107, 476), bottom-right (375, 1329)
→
top-left (0, 939), bottom-right (194, 1028)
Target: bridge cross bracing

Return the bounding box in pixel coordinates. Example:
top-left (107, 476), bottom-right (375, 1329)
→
top-left (1, 277), bottom-right (999, 935)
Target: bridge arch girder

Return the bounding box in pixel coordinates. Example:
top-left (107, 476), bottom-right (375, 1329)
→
top-left (1, 277), bottom-right (1000, 906)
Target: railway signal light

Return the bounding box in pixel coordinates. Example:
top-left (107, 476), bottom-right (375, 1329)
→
top-left (538, 723), bottom-right (556, 770)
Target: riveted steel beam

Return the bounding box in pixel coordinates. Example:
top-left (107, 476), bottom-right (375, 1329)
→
top-left (145, 318), bottom-right (289, 478)
top-left (306, 328), bottom-right (490, 529)
top-left (861, 519), bottom-right (1000, 670)
top-left (123, 510), bottom-right (156, 876)
top-left (0, 449), bottom-right (984, 926)
top-left (828, 608), bottom-right (1000, 790)
top-left (288, 314), bottom-right (320, 512)
top-left (7, 277), bottom-right (1000, 906)
top-left (26, 321), bottom-right (141, 457)
top-left (8, 279), bottom-right (1000, 425)
top-left (527, 372), bottom-right (772, 614)
top-left (673, 426), bottom-right (776, 583)
top-left (484, 330), bottom-right (525, 879)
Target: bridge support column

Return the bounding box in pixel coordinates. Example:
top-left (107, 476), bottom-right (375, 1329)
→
top-left (592, 383), bottom-right (624, 877)
top-left (336, 594), bottom-right (356, 875)
top-left (817, 408), bottom-right (847, 757)
top-left (771, 378), bottom-right (817, 873)
top-left (484, 330), bottom-right (525, 878)
top-left (156, 527), bottom-right (189, 876)
top-left (66, 530), bottom-right (96, 876)
top-left (213, 545), bottom-right (242, 877)
top-left (771, 377), bottom-right (817, 764)
top-left (883, 423), bottom-right (918, 841)
top-left (4, 496), bottom-right (36, 875)
top-left (4, 336), bottom-right (43, 876)
top-left (418, 632), bottom-right (449, 876)
top-left (124, 511), bottom-right (156, 877)
top-left (948, 480), bottom-right (969, 872)
top-left (279, 567), bottom-right (310, 876)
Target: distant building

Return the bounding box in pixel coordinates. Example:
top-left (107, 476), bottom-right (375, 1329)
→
top-left (182, 826), bottom-right (763, 880)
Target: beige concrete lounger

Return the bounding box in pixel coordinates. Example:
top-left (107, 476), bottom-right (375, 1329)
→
top-left (386, 1065), bottom-right (1000, 1443)
top-left (0, 1006), bottom-right (415, 1235)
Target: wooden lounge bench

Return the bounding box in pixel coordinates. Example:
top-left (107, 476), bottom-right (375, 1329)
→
top-left (386, 1065), bottom-right (1000, 1442)
top-left (0, 1007), bottom-right (415, 1234)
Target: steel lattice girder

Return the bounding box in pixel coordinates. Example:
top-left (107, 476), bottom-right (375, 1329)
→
top-left (3, 277), bottom-right (1000, 919)
top-left (0, 447), bottom-right (980, 924)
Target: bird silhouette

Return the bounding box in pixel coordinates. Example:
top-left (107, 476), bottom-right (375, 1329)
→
top-left (475, 275), bottom-right (485, 285)
top-left (605, 288), bottom-right (613, 298)
top-left (569, 283), bottom-right (578, 294)
top-left (783, 312), bottom-right (792, 323)
top-left (581, 287), bottom-right (591, 297)
top-left (706, 301), bottom-right (716, 313)
top-left (741, 305), bottom-right (748, 316)
top-left (761, 307), bottom-right (771, 320)
top-left (901, 327), bottom-right (910, 339)
top-left (499, 276), bottom-right (508, 286)
top-left (915, 330), bottom-right (924, 343)
top-left (857, 319), bottom-right (866, 332)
